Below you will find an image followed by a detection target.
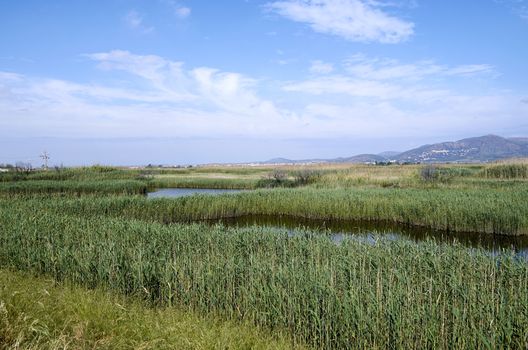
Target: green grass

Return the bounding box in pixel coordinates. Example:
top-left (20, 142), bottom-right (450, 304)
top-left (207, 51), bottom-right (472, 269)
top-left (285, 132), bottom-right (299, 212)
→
top-left (0, 180), bottom-right (148, 196)
top-left (0, 204), bottom-right (527, 349)
top-left (0, 269), bottom-right (301, 350)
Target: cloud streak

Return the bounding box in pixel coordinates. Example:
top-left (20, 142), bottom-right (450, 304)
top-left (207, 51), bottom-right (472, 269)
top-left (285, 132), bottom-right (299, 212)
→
top-left (343, 54), bottom-right (494, 80)
top-left (266, 0), bottom-right (414, 43)
top-left (124, 10), bottom-right (154, 33)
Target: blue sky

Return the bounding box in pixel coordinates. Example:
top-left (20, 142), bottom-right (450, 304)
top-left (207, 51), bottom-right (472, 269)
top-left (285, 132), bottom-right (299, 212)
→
top-left (1, 0), bottom-right (528, 165)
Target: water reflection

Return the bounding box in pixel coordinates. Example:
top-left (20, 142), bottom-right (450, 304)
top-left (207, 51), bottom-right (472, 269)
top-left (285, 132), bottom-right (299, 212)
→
top-left (147, 188), bottom-right (243, 198)
top-left (205, 214), bottom-right (528, 258)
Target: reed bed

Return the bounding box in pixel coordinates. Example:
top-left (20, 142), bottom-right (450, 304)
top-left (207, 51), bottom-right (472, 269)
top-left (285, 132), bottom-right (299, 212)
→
top-left (11, 185), bottom-right (528, 235)
top-left (0, 180), bottom-right (148, 195)
top-left (152, 177), bottom-right (259, 189)
top-left (0, 206), bottom-right (526, 349)
top-left (482, 164), bottom-right (528, 179)
top-left (0, 166), bottom-right (142, 182)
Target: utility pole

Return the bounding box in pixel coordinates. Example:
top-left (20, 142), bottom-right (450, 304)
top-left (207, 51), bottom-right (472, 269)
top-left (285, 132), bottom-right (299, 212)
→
top-left (40, 151), bottom-right (50, 170)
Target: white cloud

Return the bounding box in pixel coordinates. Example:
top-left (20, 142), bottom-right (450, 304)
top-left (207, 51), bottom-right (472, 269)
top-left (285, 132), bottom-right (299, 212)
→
top-left (0, 72), bottom-right (22, 82)
top-left (0, 51), bottom-right (301, 138)
top-left (266, 0), bottom-right (414, 43)
top-left (445, 64), bottom-right (495, 76)
top-left (0, 51), bottom-right (526, 141)
top-left (310, 60), bottom-right (334, 74)
top-left (283, 75), bottom-right (449, 101)
top-left (163, 0), bottom-right (191, 19)
top-left (175, 6), bottom-right (191, 18)
top-left (300, 95), bottom-right (528, 137)
top-left (124, 10), bottom-right (154, 33)
top-left (344, 54), bottom-right (494, 80)
top-left (283, 54), bottom-right (495, 103)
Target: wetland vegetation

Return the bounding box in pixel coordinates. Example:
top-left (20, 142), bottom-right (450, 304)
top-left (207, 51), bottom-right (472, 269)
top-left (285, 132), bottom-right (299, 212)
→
top-left (1, 161), bottom-right (527, 348)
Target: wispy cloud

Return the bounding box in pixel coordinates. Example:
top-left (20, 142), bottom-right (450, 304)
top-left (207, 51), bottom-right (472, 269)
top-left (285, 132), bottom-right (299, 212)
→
top-left (86, 50), bottom-right (281, 116)
top-left (283, 75), bottom-right (450, 101)
top-left (163, 0), bottom-right (191, 19)
top-left (310, 60), bottom-right (334, 74)
top-left (124, 10), bottom-right (154, 33)
top-left (284, 54), bottom-right (494, 101)
top-left (0, 51), bottom-right (298, 138)
top-left (343, 54), bottom-right (494, 80)
top-left (265, 0), bottom-right (414, 43)
top-left (495, 0), bottom-right (528, 21)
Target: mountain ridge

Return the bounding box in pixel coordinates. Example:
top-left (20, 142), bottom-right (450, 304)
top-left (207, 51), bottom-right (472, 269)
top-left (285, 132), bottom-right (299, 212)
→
top-left (260, 135), bottom-right (528, 164)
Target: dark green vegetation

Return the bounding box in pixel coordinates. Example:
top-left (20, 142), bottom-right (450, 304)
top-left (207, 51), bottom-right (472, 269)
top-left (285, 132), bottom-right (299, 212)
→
top-left (1, 162), bottom-right (527, 348)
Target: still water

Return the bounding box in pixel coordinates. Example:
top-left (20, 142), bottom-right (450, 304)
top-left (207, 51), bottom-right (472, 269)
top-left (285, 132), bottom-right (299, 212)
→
top-left (206, 215), bottom-right (528, 258)
top-left (147, 188), bottom-right (528, 257)
top-left (147, 188), bottom-right (243, 198)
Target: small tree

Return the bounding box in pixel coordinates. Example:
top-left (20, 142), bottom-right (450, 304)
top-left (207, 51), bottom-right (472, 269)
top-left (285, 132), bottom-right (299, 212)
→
top-left (15, 162), bottom-right (33, 175)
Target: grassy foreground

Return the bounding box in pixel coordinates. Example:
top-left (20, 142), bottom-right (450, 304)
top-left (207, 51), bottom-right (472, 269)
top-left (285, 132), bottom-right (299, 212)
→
top-left (1, 204), bottom-right (527, 349)
top-left (0, 269), bottom-right (299, 350)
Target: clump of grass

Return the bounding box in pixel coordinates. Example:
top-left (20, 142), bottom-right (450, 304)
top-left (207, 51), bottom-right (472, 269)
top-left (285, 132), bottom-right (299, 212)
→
top-left (0, 205), bottom-right (527, 349)
top-left (0, 269), bottom-right (300, 350)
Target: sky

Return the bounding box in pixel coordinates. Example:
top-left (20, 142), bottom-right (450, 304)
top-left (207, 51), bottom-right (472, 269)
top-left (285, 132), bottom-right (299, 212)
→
top-left (1, 0), bottom-right (528, 166)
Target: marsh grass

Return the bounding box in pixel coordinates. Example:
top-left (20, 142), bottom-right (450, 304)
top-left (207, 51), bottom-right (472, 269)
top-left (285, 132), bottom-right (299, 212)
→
top-left (0, 180), bottom-right (148, 195)
top-left (10, 184), bottom-right (527, 235)
top-left (482, 164), bottom-right (528, 179)
top-left (0, 206), bottom-right (526, 349)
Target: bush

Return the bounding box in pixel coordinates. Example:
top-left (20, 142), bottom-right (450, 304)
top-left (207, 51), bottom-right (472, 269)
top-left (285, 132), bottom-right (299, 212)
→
top-left (420, 165), bottom-right (437, 182)
top-left (293, 169), bottom-right (321, 186)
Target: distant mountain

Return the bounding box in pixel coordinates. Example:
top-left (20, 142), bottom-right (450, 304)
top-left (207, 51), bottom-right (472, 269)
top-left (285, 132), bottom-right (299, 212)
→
top-left (337, 154), bottom-right (388, 163)
top-left (509, 137), bottom-right (528, 145)
top-left (396, 135), bottom-right (528, 163)
top-left (377, 151), bottom-right (401, 159)
top-left (262, 154), bottom-right (386, 164)
top-left (262, 157), bottom-right (295, 164)
top-left (260, 157), bottom-right (327, 165)
top-left (259, 135), bottom-right (528, 165)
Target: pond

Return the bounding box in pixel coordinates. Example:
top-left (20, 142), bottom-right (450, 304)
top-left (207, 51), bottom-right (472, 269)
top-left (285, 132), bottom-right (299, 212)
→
top-left (146, 188), bottom-right (528, 257)
top-left (147, 188), bottom-right (244, 198)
